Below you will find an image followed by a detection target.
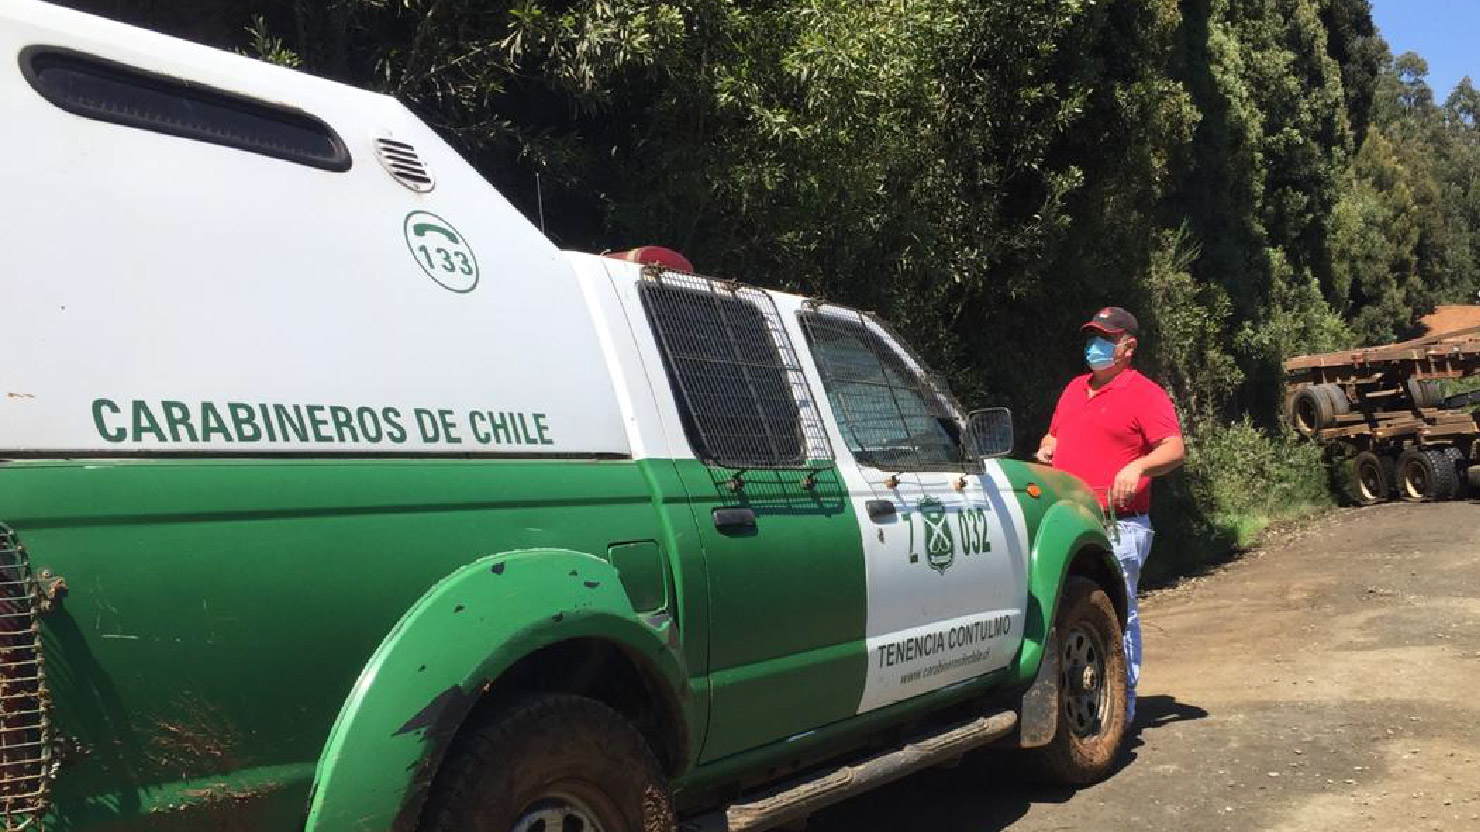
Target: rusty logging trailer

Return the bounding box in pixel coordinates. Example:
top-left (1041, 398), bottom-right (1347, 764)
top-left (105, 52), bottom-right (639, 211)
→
top-left (1284, 325), bottom-right (1480, 505)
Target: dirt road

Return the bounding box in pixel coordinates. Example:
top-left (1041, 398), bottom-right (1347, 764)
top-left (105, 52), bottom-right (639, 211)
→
top-left (807, 501), bottom-right (1480, 831)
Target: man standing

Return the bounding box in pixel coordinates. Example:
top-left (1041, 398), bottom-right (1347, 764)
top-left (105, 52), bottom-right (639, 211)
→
top-left (1035, 307), bottom-right (1185, 724)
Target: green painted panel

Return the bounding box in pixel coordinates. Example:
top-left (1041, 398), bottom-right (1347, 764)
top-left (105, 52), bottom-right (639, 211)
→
top-left (306, 550), bottom-right (689, 832)
top-left (608, 540), bottom-right (668, 613)
top-left (0, 458), bottom-right (670, 830)
top-left (995, 461), bottom-right (1115, 685)
top-left (666, 462), bottom-right (870, 762)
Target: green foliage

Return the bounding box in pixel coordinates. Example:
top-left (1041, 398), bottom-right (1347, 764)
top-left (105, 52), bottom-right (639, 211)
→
top-left (1141, 227), bottom-right (1243, 416)
top-left (1181, 418), bottom-right (1333, 540)
top-left (241, 15), bottom-right (301, 68)
top-left (1147, 416), bottom-right (1333, 584)
top-left (59, 0), bottom-right (1480, 570)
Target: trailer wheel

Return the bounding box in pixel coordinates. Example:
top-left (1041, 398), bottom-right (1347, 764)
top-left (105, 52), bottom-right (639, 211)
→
top-left (1396, 448), bottom-right (1460, 502)
top-left (1317, 383), bottom-right (1351, 416)
top-left (1347, 451), bottom-right (1394, 506)
top-left (1443, 447), bottom-right (1470, 498)
top-left (1290, 387), bottom-right (1336, 436)
top-left (1405, 379), bottom-right (1445, 409)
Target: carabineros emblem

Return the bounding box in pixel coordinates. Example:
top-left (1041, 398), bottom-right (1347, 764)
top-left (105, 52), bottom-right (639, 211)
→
top-left (919, 497), bottom-right (955, 574)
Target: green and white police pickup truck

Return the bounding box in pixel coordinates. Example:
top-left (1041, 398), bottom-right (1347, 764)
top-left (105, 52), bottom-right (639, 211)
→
top-left (0, 3), bottom-right (1128, 830)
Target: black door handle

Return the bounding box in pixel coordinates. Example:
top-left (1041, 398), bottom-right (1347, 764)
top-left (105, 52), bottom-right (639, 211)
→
top-left (866, 500), bottom-right (896, 521)
top-left (713, 507), bottom-right (757, 531)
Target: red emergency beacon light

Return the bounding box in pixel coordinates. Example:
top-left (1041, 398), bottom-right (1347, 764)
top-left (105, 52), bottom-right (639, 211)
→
top-left (603, 246), bottom-right (694, 273)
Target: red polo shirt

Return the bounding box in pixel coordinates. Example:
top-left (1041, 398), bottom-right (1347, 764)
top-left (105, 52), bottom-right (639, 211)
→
top-left (1048, 368), bottom-right (1180, 516)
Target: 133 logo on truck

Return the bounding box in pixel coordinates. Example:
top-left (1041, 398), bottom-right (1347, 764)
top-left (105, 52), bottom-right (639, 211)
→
top-left (403, 210), bottom-right (479, 292)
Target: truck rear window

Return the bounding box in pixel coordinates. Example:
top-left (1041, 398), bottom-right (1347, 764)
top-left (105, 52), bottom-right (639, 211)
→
top-left (640, 275), bottom-right (830, 469)
top-left (21, 47), bottom-right (350, 172)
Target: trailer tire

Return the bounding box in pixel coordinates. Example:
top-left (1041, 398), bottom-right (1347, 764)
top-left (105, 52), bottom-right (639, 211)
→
top-left (1290, 386), bottom-right (1336, 436)
top-left (1443, 447), bottom-right (1469, 498)
top-left (1317, 383), bottom-right (1351, 416)
top-left (1396, 448), bottom-right (1460, 502)
top-left (1346, 451), bottom-right (1394, 506)
top-left (1405, 379), bottom-right (1445, 409)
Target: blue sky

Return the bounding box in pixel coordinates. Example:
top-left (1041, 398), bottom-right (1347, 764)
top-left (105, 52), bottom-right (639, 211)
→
top-left (1369, 0), bottom-right (1479, 99)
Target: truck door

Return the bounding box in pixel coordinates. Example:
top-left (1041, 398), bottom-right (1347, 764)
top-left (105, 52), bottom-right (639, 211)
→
top-left (795, 304), bottom-right (1030, 714)
top-left (629, 272), bottom-right (867, 763)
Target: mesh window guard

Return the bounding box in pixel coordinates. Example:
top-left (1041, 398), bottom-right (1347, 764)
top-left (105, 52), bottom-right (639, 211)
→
top-left (799, 304), bottom-right (980, 474)
top-left (639, 272), bottom-right (832, 469)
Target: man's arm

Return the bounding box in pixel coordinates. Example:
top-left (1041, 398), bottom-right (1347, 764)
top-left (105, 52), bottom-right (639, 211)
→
top-left (1038, 383), bottom-right (1073, 465)
top-left (1109, 435), bottom-right (1185, 506)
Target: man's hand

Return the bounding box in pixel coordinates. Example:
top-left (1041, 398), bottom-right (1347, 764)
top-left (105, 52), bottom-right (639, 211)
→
top-left (1110, 437), bottom-right (1186, 509)
top-left (1110, 460), bottom-right (1144, 508)
top-left (1035, 434), bottom-right (1056, 465)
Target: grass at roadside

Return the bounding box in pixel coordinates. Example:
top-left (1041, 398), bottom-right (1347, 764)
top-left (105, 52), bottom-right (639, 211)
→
top-left (1144, 418), bottom-right (1334, 586)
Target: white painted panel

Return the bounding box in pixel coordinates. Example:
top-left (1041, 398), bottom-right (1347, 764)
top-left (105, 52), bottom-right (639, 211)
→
top-left (0, 2), bottom-right (628, 456)
top-left (769, 293), bottom-right (1032, 712)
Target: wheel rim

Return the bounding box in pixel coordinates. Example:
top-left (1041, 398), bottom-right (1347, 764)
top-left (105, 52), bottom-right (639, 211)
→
top-left (1403, 459), bottom-right (1428, 499)
top-left (513, 793), bottom-right (607, 832)
top-left (1357, 459), bottom-right (1383, 501)
top-left (1059, 624), bottom-right (1110, 737)
top-left (1293, 396), bottom-right (1318, 434)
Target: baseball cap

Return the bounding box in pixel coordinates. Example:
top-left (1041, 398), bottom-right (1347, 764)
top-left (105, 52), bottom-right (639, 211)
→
top-left (1082, 306), bottom-right (1139, 338)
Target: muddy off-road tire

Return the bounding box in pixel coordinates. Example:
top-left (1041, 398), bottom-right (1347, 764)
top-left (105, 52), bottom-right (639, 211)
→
top-left (1397, 448), bottom-right (1460, 503)
top-left (1025, 577), bottom-right (1127, 785)
top-left (1345, 451), bottom-right (1396, 506)
top-left (421, 693), bottom-right (674, 832)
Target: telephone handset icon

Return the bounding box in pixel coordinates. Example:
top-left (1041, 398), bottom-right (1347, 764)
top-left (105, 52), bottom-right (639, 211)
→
top-left (412, 222), bottom-right (461, 245)
top-left (403, 210), bottom-right (479, 293)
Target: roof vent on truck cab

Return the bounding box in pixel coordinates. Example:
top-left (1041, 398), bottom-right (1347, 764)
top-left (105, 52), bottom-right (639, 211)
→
top-left (373, 135), bottom-right (434, 192)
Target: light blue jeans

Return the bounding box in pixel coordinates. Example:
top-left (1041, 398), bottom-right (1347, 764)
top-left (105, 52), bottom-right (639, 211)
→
top-left (1114, 515), bottom-right (1155, 724)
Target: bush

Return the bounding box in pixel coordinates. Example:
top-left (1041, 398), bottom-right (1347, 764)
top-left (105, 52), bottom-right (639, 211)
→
top-left (1145, 417), bottom-right (1333, 585)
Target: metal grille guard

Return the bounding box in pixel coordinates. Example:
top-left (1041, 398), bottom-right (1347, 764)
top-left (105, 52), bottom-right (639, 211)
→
top-left (0, 526), bottom-right (53, 830)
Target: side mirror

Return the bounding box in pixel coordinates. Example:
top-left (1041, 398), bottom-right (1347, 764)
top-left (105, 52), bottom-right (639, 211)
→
top-left (966, 407), bottom-right (1014, 459)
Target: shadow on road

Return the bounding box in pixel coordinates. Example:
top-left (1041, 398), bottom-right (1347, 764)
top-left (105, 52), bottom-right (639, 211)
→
top-left (805, 695), bottom-right (1210, 832)
top-left (1117, 694), bottom-right (1210, 772)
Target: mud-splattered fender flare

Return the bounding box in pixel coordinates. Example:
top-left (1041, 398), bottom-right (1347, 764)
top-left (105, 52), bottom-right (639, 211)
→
top-left (303, 548), bottom-right (691, 832)
top-left (1008, 500), bottom-right (1119, 685)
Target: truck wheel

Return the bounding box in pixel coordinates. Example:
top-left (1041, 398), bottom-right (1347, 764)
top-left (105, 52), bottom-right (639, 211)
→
top-left (1396, 448), bottom-right (1460, 502)
top-left (1347, 451), bottom-right (1394, 506)
top-left (1025, 576), bottom-right (1127, 785)
top-left (421, 693), bottom-right (674, 832)
top-left (1289, 386), bottom-right (1335, 436)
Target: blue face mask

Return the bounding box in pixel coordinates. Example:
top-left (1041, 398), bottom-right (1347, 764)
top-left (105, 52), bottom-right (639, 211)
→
top-left (1085, 336), bottom-right (1118, 370)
